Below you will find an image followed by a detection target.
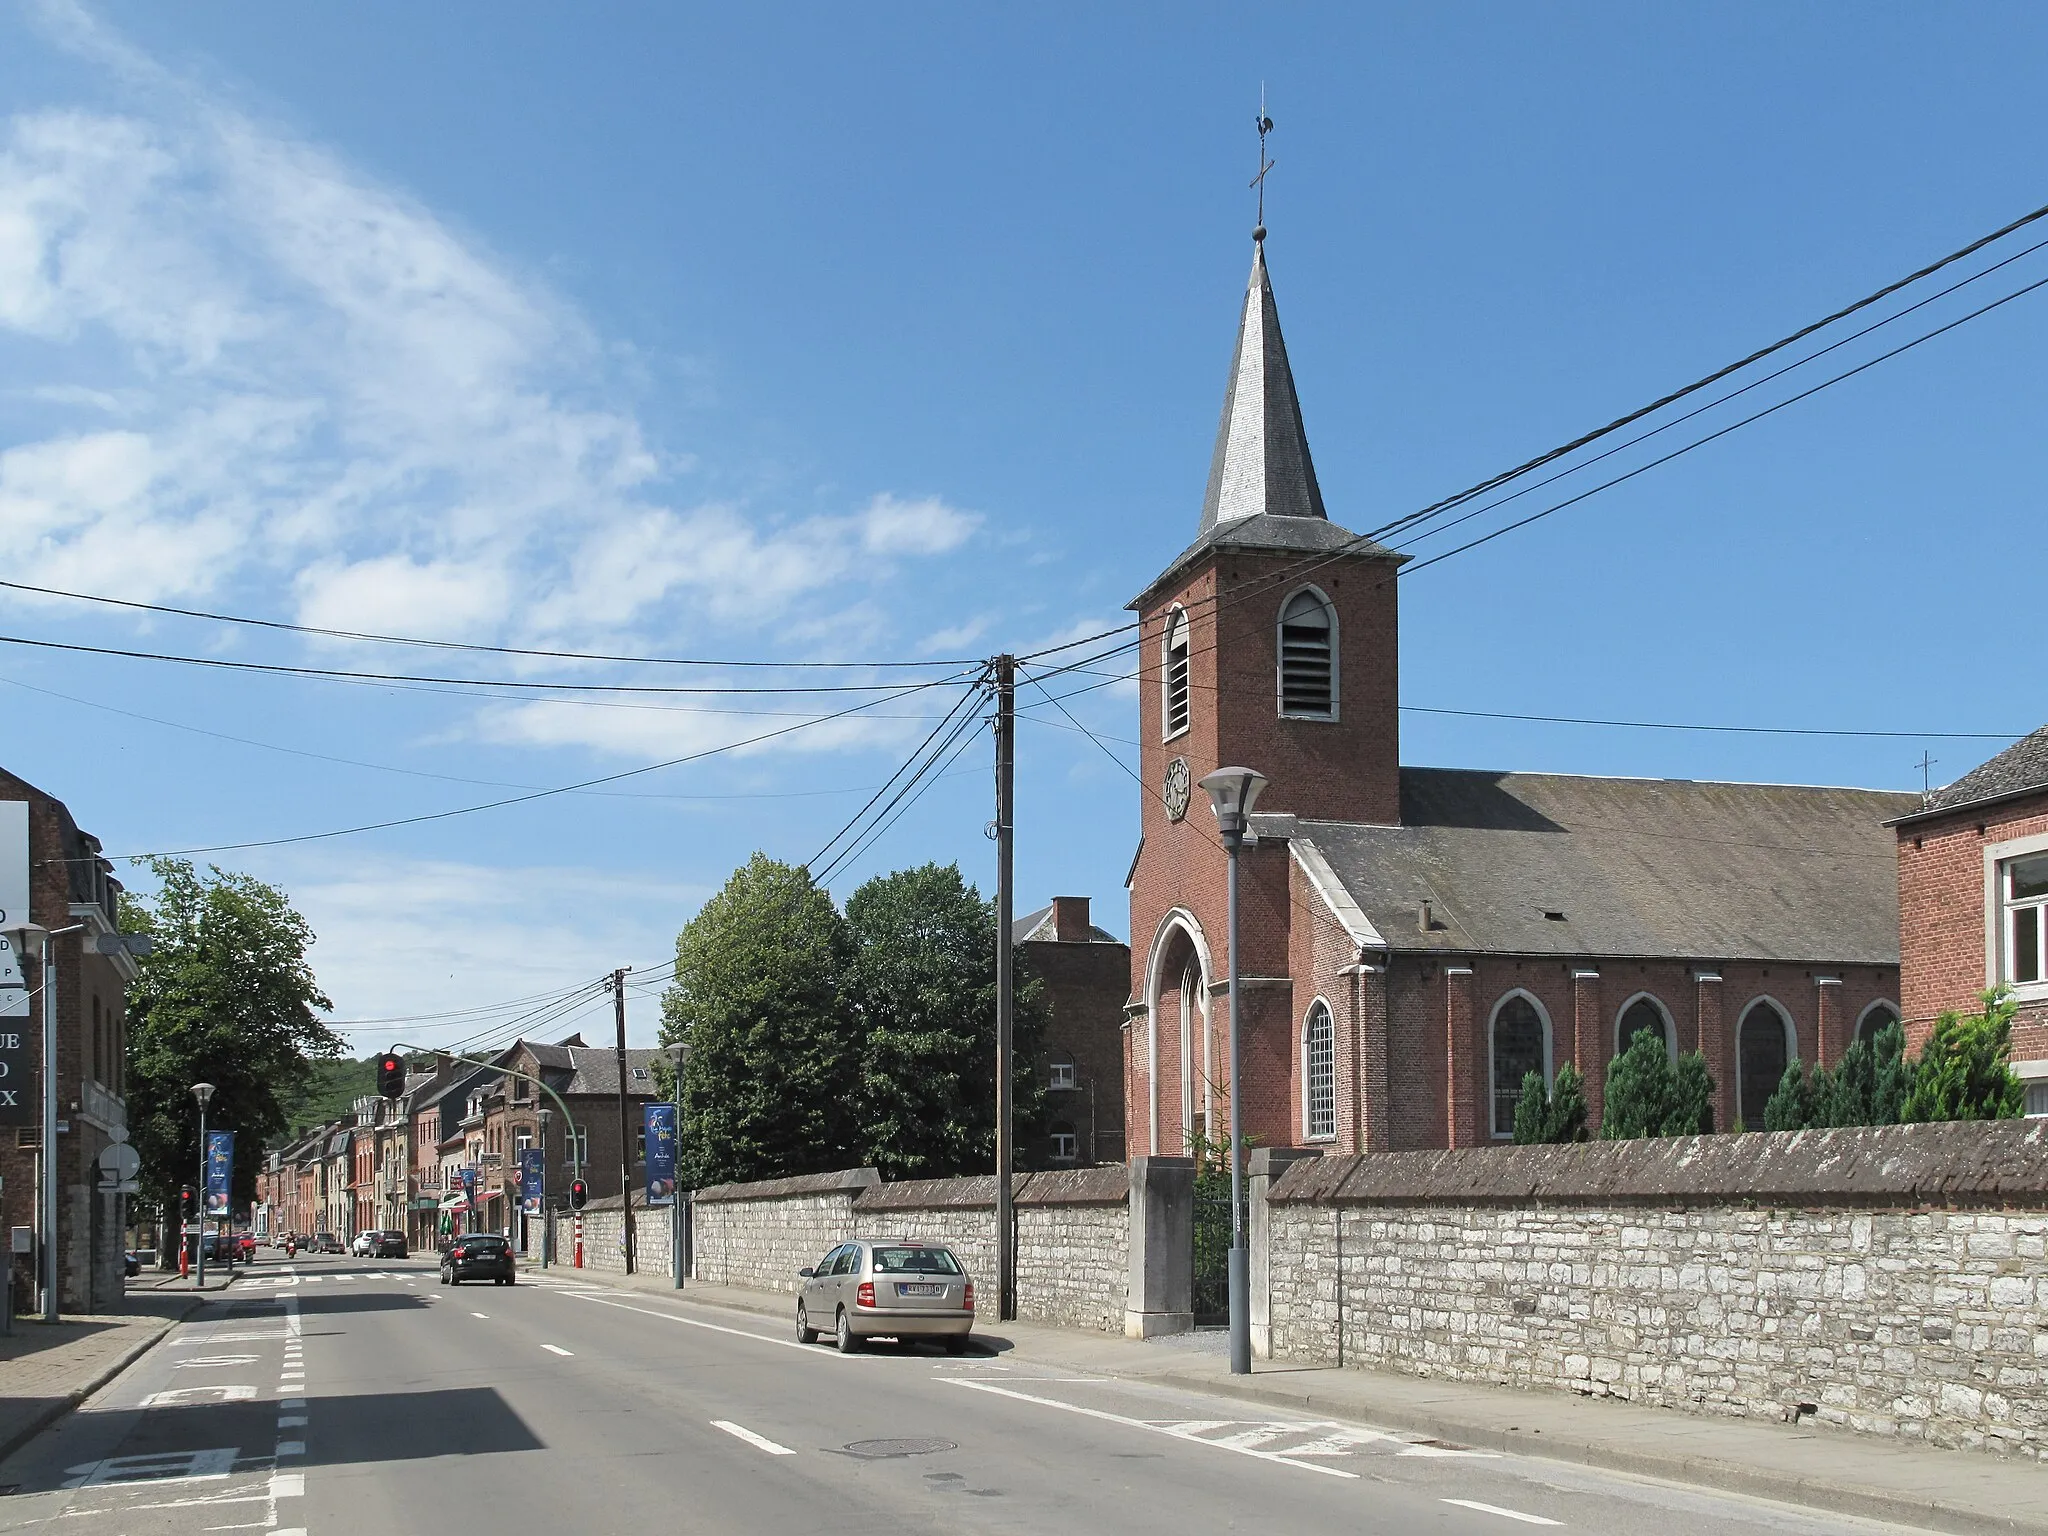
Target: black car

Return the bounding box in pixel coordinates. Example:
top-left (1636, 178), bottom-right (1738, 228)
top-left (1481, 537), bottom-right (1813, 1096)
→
top-left (440, 1234), bottom-right (514, 1286)
top-left (369, 1231), bottom-right (409, 1259)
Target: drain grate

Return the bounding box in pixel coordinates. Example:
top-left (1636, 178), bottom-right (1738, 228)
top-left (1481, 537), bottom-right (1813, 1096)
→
top-left (842, 1438), bottom-right (956, 1459)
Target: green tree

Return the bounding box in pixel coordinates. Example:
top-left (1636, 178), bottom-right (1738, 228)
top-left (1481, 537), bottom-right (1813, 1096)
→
top-left (123, 857), bottom-right (338, 1211)
top-left (1511, 1064), bottom-right (1588, 1144)
top-left (1762, 1058), bottom-right (1813, 1132)
top-left (660, 855), bottom-right (860, 1188)
top-left (1599, 1033), bottom-right (1715, 1139)
top-left (844, 863), bottom-right (1049, 1178)
top-left (1669, 1051), bottom-right (1716, 1136)
top-left (1871, 1018), bottom-right (1916, 1125)
top-left (1902, 988), bottom-right (2025, 1123)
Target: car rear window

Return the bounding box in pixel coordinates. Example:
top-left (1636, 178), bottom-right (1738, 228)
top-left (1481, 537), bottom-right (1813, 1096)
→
top-left (871, 1246), bottom-right (961, 1275)
top-left (463, 1236), bottom-right (508, 1249)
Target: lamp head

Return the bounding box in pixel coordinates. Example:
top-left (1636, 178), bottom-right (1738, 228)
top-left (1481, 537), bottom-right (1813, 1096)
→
top-left (1198, 766), bottom-right (1269, 838)
top-left (192, 1081), bottom-right (215, 1108)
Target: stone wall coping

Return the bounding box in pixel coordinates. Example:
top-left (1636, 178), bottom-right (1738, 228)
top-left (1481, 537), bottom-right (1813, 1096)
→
top-left (853, 1164), bottom-right (1129, 1213)
top-left (692, 1167), bottom-right (882, 1204)
top-left (1268, 1119), bottom-right (2048, 1208)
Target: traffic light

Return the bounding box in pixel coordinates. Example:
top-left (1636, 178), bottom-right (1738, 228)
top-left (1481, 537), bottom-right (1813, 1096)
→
top-left (180, 1185), bottom-right (193, 1221)
top-left (377, 1050), bottom-right (405, 1098)
top-left (569, 1178), bottom-right (588, 1211)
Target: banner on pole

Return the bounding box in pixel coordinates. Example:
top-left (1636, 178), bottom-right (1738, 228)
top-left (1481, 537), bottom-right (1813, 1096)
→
top-left (519, 1146), bottom-right (544, 1215)
top-left (204, 1130), bottom-right (234, 1217)
top-left (644, 1102), bottom-right (676, 1207)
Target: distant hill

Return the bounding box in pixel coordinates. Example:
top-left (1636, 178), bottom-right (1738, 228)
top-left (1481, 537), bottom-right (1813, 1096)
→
top-left (284, 1056), bottom-right (378, 1137)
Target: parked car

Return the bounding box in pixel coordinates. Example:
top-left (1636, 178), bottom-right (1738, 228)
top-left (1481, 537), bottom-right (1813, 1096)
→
top-left (312, 1231), bottom-right (344, 1254)
top-left (370, 1231), bottom-right (408, 1259)
top-left (237, 1233), bottom-right (256, 1261)
top-left (440, 1234), bottom-right (514, 1286)
top-left (797, 1239), bottom-right (973, 1353)
top-left (350, 1230), bottom-right (377, 1257)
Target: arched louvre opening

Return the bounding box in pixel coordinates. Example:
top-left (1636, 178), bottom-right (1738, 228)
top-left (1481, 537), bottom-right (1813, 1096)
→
top-left (1163, 608), bottom-right (1191, 739)
top-left (1278, 589), bottom-right (1334, 718)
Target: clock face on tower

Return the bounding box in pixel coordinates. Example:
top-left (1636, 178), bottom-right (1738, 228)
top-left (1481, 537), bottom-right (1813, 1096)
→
top-left (1162, 756), bottom-right (1192, 822)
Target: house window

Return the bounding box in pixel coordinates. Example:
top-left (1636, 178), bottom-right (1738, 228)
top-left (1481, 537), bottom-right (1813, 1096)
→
top-left (1277, 588), bottom-right (1335, 719)
top-left (2027, 1082), bottom-right (2048, 1118)
top-left (1049, 1060), bottom-right (1078, 1092)
top-left (1738, 1001), bottom-right (1792, 1128)
top-left (1304, 1000), bottom-right (1336, 1140)
top-left (1616, 996), bottom-right (1673, 1060)
top-left (1162, 607), bottom-right (1190, 740)
top-left (1049, 1123), bottom-right (1079, 1163)
top-left (1489, 994), bottom-right (1549, 1139)
top-left (1855, 1001), bottom-right (1901, 1047)
top-left (2001, 852), bottom-right (2048, 986)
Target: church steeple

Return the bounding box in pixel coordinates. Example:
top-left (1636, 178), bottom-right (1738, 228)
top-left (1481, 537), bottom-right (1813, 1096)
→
top-left (1197, 238), bottom-right (1329, 533)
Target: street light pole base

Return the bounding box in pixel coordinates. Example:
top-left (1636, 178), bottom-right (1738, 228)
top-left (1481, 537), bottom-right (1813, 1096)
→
top-left (1228, 1245), bottom-right (1251, 1375)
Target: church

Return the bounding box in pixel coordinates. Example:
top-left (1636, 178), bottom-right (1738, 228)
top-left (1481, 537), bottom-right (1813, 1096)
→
top-left (1122, 232), bottom-right (1916, 1155)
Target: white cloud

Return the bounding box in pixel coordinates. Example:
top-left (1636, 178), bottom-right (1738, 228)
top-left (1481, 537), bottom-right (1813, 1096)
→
top-left (0, 8), bottom-right (986, 757)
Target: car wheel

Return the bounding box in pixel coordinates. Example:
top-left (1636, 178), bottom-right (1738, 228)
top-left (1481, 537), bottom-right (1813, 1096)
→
top-left (796, 1302), bottom-right (817, 1345)
top-left (835, 1307), bottom-right (860, 1354)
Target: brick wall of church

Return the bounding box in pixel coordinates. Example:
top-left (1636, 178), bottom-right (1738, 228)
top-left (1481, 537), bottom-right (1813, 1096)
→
top-left (1898, 793), bottom-right (2048, 1064)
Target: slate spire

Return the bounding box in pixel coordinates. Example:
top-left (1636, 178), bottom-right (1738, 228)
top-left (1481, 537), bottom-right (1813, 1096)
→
top-left (1198, 236), bottom-right (1329, 533)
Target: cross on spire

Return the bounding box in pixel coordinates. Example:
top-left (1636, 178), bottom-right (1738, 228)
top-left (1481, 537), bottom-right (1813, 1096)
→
top-left (1917, 750), bottom-right (1939, 800)
top-left (1251, 88), bottom-right (1275, 239)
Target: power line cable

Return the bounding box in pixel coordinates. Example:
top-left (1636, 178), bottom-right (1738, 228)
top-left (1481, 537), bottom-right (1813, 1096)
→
top-left (814, 713), bottom-right (992, 886)
top-left (0, 577), bottom-right (974, 670)
top-left (805, 674), bottom-right (991, 874)
top-left (813, 706), bottom-right (990, 884)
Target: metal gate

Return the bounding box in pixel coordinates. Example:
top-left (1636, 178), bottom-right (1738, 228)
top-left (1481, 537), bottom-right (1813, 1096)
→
top-left (1191, 1188), bottom-right (1235, 1327)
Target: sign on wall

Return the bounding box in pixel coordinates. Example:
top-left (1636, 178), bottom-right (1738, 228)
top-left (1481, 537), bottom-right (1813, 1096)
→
top-left (205, 1130), bottom-right (234, 1217)
top-left (644, 1102), bottom-right (676, 1207)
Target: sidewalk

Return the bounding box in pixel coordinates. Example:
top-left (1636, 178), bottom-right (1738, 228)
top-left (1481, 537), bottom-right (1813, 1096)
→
top-left (543, 1264), bottom-right (2046, 1535)
top-left (0, 1291), bottom-right (209, 1464)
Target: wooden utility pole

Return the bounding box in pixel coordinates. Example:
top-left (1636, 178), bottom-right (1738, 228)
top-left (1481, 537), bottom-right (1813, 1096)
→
top-left (993, 655), bottom-right (1017, 1321)
top-left (613, 968), bottom-right (636, 1273)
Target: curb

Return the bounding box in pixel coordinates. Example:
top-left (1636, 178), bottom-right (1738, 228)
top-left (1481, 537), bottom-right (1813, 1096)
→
top-left (577, 1274), bottom-right (2041, 1536)
top-left (1138, 1367), bottom-right (2044, 1536)
top-left (0, 1295), bottom-right (207, 1467)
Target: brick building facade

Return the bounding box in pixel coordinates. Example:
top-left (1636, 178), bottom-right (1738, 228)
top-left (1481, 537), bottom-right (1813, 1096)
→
top-left (0, 767), bottom-right (137, 1312)
top-left (1013, 896), bottom-right (1129, 1166)
top-left (1124, 235), bottom-right (1915, 1157)
top-left (1892, 725), bottom-right (2048, 1106)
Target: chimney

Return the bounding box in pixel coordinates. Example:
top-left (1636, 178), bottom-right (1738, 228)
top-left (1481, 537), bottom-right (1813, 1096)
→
top-left (1051, 896), bottom-right (1091, 944)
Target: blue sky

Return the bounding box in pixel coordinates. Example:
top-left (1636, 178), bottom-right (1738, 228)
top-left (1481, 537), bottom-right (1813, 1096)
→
top-left (1, 2), bottom-right (2043, 1046)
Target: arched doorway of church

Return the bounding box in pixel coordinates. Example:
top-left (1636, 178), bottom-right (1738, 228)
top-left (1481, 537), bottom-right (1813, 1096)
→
top-left (1146, 920), bottom-right (1211, 1158)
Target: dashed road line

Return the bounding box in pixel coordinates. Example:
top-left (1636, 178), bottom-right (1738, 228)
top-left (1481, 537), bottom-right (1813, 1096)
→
top-left (541, 1343), bottom-right (574, 1356)
top-left (711, 1419), bottom-right (796, 1456)
top-left (1443, 1499), bottom-right (1563, 1526)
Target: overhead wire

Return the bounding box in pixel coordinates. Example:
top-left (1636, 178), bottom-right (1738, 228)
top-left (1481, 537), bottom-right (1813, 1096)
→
top-left (804, 671), bottom-right (991, 876)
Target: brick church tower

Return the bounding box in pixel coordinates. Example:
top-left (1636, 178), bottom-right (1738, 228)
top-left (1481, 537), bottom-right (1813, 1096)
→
top-left (1125, 232), bottom-right (1404, 1157)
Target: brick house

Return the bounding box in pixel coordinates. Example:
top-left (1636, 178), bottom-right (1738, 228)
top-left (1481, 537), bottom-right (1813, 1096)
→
top-left (1125, 235), bottom-right (1916, 1156)
top-left (1892, 725), bottom-right (2048, 1109)
top-left (0, 768), bottom-right (138, 1312)
top-left (1013, 896), bottom-right (1129, 1165)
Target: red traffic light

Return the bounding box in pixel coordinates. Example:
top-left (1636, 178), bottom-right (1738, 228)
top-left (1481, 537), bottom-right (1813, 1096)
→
top-left (569, 1178), bottom-right (588, 1211)
top-left (377, 1051), bottom-right (406, 1099)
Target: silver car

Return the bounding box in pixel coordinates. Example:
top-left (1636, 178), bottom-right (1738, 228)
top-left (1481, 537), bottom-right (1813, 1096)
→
top-left (796, 1239), bottom-right (975, 1353)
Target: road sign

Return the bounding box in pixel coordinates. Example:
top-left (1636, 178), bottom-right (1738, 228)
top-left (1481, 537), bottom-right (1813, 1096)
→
top-left (97, 1142), bottom-right (140, 1181)
top-left (99, 1179), bottom-right (138, 1195)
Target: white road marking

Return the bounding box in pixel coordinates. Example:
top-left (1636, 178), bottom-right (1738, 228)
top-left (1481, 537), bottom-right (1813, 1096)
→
top-left (541, 1344), bottom-right (573, 1356)
top-left (277, 1416), bottom-right (307, 1428)
top-left (64, 1449), bottom-right (239, 1488)
top-left (940, 1380), bottom-right (1356, 1480)
top-left (471, 1312), bottom-right (490, 1319)
top-left (711, 1420), bottom-right (796, 1456)
top-left (270, 1472), bottom-right (305, 1498)
top-left (275, 1441), bottom-right (306, 1457)
top-left (555, 1290), bottom-right (844, 1355)
top-left (141, 1386), bottom-right (255, 1408)
top-left (1443, 1499), bottom-right (1563, 1526)
top-left (279, 1399), bottom-right (307, 1409)
top-left (176, 1356), bottom-right (258, 1369)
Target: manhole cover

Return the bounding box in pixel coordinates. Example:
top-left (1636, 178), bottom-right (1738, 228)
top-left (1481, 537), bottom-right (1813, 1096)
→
top-left (842, 1438), bottom-right (956, 1459)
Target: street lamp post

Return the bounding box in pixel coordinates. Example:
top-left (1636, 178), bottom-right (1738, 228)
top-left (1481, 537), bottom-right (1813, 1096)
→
top-left (1199, 766), bottom-right (1268, 1378)
top-left (537, 1108), bottom-right (551, 1270)
top-left (669, 1043), bottom-right (689, 1291)
top-left (192, 1082), bottom-right (215, 1289)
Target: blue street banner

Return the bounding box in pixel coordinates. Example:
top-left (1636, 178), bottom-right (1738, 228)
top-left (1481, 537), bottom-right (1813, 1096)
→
top-left (520, 1147), bottom-right (544, 1215)
top-left (204, 1130), bottom-right (234, 1217)
top-left (644, 1101), bottom-right (676, 1207)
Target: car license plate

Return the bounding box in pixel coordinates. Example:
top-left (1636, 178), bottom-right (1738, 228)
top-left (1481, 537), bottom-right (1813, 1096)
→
top-left (897, 1282), bottom-right (943, 1297)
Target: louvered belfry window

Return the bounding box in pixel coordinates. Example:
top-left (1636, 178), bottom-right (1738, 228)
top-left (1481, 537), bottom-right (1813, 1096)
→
top-left (1278, 589), bottom-right (1335, 718)
top-left (1163, 607), bottom-right (1191, 739)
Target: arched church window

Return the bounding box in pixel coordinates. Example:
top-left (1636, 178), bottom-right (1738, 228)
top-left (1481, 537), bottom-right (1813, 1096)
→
top-left (1303, 1000), bottom-right (1336, 1140)
top-left (1737, 1000), bottom-right (1792, 1128)
top-left (1489, 994), bottom-right (1549, 1139)
top-left (1855, 1000), bottom-right (1900, 1048)
top-left (1277, 588), bottom-right (1335, 719)
top-left (1163, 607), bottom-right (1191, 740)
top-left (1616, 995), bottom-right (1673, 1060)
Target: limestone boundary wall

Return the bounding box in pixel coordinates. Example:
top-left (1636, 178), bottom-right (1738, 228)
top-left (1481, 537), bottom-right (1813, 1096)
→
top-left (1262, 1120), bottom-right (2048, 1459)
top-left (542, 1190), bottom-right (674, 1278)
top-left (684, 1164), bottom-right (1131, 1331)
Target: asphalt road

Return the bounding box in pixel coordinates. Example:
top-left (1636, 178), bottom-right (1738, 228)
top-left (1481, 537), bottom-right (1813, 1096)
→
top-left (0, 1253), bottom-right (1926, 1535)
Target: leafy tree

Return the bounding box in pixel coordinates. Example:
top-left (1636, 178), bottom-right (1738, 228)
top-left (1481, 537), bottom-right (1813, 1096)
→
top-left (660, 855), bottom-right (860, 1188)
top-left (1871, 1018), bottom-right (1916, 1125)
top-left (845, 863), bottom-right (1049, 1179)
top-left (283, 1056), bottom-right (377, 1135)
top-left (1511, 1063), bottom-right (1588, 1144)
top-left (1903, 988), bottom-right (2025, 1123)
top-left (123, 857), bottom-right (338, 1212)
top-left (1762, 1058), bottom-right (1812, 1132)
top-left (1599, 1033), bottom-right (1714, 1139)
